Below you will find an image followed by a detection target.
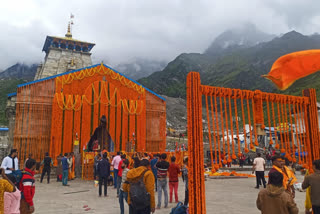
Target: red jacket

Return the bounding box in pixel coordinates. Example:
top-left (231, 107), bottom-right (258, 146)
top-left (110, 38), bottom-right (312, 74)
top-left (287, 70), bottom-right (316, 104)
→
top-left (118, 160), bottom-right (124, 177)
top-left (19, 168), bottom-right (35, 206)
top-left (168, 163), bottom-right (180, 182)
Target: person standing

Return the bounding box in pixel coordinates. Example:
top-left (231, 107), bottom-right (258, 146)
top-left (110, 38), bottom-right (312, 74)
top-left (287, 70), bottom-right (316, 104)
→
top-left (40, 152), bottom-right (53, 184)
top-left (0, 168), bottom-right (15, 214)
top-left (117, 154), bottom-right (127, 198)
top-left (94, 154), bottom-right (101, 180)
top-left (269, 156), bottom-right (296, 198)
top-left (23, 154), bottom-right (32, 169)
top-left (61, 153), bottom-right (70, 186)
top-left (168, 156), bottom-right (180, 203)
top-left (56, 154), bottom-right (63, 182)
top-left (156, 153), bottom-right (169, 209)
top-left (112, 152), bottom-right (122, 192)
top-left (70, 152), bottom-right (75, 180)
top-left (182, 157), bottom-right (189, 206)
top-left (1, 149), bottom-right (19, 175)
top-left (150, 154), bottom-right (159, 191)
top-left (266, 152), bottom-right (272, 167)
top-left (253, 153), bottom-right (266, 189)
top-left (123, 159), bottom-right (155, 214)
top-left (119, 159), bottom-right (129, 214)
top-left (302, 159), bottom-right (320, 214)
top-left (97, 153), bottom-right (110, 197)
top-left (239, 153), bottom-right (245, 168)
top-left (256, 171), bottom-right (299, 214)
top-left (19, 159), bottom-right (36, 214)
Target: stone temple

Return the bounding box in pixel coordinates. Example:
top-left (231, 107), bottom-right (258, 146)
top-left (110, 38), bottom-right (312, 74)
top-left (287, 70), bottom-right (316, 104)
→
top-left (5, 23), bottom-right (96, 154)
top-left (34, 23), bottom-right (95, 80)
top-left (4, 22), bottom-right (166, 164)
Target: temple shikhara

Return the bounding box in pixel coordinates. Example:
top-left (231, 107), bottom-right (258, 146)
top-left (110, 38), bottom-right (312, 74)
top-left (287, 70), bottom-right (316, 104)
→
top-left (6, 22), bottom-right (166, 168)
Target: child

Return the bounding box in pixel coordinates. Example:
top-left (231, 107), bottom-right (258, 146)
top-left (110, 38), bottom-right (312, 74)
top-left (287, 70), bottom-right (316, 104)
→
top-left (20, 159), bottom-right (36, 214)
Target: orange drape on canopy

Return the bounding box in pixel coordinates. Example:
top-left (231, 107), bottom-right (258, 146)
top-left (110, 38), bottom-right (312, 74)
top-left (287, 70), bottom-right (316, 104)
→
top-left (263, 50), bottom-right (320, 90)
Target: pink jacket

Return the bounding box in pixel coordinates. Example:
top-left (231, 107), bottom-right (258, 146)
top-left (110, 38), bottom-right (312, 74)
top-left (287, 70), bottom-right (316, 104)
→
top-left (4, 190), bottom-right (21, 214)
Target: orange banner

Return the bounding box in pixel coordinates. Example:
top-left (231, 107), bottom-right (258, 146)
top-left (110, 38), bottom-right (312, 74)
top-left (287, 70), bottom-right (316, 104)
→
top-left (263, 50), bottom-right (320, 90)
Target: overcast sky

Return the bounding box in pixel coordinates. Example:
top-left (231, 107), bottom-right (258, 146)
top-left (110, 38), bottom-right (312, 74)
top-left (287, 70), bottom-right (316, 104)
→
top-left (1, 0), bottom-right (320, 69)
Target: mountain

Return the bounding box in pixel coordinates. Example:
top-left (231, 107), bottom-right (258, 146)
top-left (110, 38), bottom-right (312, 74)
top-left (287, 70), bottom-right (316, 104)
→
top-left (205, 23), bottom-right (275, 55)
top-left (0, 63), bottom-right (38, 81)
top-left (139, 30), bottom-right (320, 100)
top-left (114, 59), bottom-right (167, 80)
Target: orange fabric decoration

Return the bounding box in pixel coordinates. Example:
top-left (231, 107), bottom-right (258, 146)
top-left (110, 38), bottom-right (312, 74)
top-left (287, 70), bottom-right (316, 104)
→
top-left (263, 50), bottom-right (320, 90)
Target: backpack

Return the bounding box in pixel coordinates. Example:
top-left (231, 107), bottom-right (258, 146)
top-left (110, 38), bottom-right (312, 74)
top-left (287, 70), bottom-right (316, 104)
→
top-left (170, 202), bottom-right (187, 214)
top-left (129, 170), bottom-right (150, 210)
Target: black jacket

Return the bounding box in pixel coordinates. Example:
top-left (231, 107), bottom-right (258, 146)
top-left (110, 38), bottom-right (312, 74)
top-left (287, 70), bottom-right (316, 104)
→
top-left (97, 158), bottom-right (111, 178)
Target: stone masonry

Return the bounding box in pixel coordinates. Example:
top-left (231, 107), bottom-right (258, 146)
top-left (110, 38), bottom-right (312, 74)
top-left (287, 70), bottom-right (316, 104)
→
top-left (34, 48), bottom-right (93, 80)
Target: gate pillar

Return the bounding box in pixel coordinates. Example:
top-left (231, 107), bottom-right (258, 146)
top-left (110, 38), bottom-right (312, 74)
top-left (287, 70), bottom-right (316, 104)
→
top-left (187, 72), bottom-right (206, 214)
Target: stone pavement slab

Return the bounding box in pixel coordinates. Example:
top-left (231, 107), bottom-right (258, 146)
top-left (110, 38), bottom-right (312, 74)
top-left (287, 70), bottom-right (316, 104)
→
top-left (34, 172), bottom-right (307, 214)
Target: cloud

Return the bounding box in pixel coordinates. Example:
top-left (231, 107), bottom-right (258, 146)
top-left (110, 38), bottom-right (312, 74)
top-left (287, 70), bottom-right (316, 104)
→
top-left (0, 0), bottom-right (320, 69)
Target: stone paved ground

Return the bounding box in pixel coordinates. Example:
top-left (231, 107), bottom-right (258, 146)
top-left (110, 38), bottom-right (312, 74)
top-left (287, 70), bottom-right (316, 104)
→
top-left (34, 172), bottom-right (307, 214)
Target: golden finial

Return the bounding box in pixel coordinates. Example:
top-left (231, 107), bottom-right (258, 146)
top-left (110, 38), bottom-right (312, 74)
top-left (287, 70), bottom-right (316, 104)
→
top-left (65, 14), bottom-right (74, 38)
top-left (65, 22), bottom-right (72, 38)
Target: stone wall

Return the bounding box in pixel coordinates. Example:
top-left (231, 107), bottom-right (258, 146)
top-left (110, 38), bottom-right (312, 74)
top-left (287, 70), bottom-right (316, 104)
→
top-left (0, 129), bottom-right (9, 161)
top-left (35, 48), bottom-right (93, 80)
top-left (5, 95), bottom-right (16, 153)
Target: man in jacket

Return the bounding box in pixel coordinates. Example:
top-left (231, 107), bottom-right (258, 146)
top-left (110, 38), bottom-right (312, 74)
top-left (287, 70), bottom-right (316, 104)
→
top-left (168, 156), bottom-right (180, 203)
top-left (123, 159), bottom-right (155, 214)
top-left (257, 171), bottom-right (299, 214)
top-left (302, 159), bottom-right (320, 214)
top-left (40, 152), bottom-right (53, 184)
top-left (61, 153), bottom-right (71, 186)
top-left (1, 149), bottom-right (19, 175)
top-left (97, 153), bottom-right (111, 197)
top-left (268, 156), bottom-right (296, 197)
top-left (20, 158), bottom-right (36, 214)
top-left (156, 153), bottom-right (169, 209)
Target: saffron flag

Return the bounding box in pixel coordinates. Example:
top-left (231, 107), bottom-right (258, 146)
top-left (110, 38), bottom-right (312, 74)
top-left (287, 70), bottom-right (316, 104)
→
top-left (262, 49), bottom-right (320, 90)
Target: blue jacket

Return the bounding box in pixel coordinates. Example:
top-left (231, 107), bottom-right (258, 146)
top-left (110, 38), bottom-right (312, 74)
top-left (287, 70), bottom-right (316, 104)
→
top-left (97, 158), bottom-right (110, 178)
top-left (61, 157), bottom-right (69, 171)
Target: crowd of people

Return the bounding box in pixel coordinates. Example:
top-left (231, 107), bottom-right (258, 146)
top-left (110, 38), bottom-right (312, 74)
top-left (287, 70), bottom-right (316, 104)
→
top-left (0, 149), bottom-right (76, 213)
top-left (93, 151), bottom-right (189, 214)
top-left (0, 147), bottom-right (319, 214)
top-left (0, 149), bottom-right (36, 214)
top-left (253, 152), bottom-right (320, 214)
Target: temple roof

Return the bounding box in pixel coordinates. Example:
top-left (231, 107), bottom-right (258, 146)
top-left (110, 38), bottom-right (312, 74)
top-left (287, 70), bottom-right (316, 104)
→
top-left (42, 35), bottom-right (95, 54)
top-left (17, 64), bottom-right (166, 101)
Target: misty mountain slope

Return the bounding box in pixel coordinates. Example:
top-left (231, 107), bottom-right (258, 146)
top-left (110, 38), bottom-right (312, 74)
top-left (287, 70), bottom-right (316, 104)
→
top-left (114, 59), bottom-right (167, 80)
top-left (139, 53), bottom-right (213, 97)
top-left (0, 63), bottom-right (37, 81)
top-left (139, 30), bottom-right (320, 99)
top-left (205, 23), bottom-right (275, 55)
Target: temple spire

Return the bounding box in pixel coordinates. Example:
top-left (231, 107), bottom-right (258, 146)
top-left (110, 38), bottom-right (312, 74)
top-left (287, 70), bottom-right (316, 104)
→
top-left (65, 22), bottom-right (72, 38)
top-left (65, 14), bottom-right (74, 38)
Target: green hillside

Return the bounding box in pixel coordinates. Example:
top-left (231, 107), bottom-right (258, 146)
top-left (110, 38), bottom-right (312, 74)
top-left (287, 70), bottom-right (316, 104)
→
top-left (139, 31), bottom-right (320, 100)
